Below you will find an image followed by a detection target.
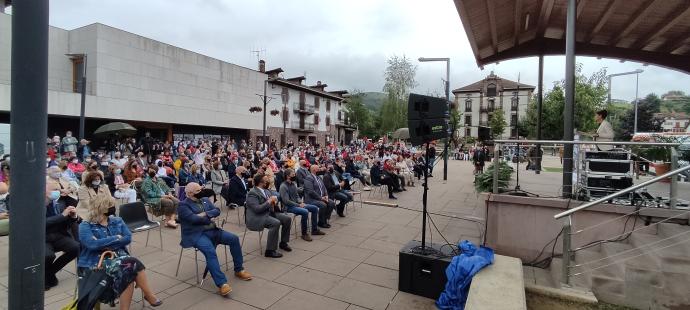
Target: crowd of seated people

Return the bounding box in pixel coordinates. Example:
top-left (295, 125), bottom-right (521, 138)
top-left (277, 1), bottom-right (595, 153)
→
top-left (25, 132), bottom-right (439, 306)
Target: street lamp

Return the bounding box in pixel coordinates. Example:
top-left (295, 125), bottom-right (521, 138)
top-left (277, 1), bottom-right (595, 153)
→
top-left (255, 79), bottom-right (281, 151)
top-left (418, 57), bottom-right (450, 181)
top-left (606, 69), bottom-right (643, 133)
top-left (66, 53), bottom-right (87, 140)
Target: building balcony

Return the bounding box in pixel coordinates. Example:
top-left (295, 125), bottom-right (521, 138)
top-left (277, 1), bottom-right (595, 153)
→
top-left (480, 106), bottom-right (488, 113)
top-left (511, 104), bottom-right (518, 111)
top-left (291, 121), bottom-right (315, 132)
top-left (292, 102), bottom-right (315, 114)
top-left (479, 121), bottom-right (489, 127)
top-left (465, 107), bottom-right (472, 113)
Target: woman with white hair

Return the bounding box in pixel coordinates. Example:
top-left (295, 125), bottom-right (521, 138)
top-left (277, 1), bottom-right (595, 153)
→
top-left (78, 195), bottom-right (162, 308)
top-left (46, 166), bottom-right (79, 207)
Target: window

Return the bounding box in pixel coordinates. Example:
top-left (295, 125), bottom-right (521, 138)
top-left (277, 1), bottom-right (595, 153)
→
top-left (314, 114), bottom-right (320, 125)
top-left (326, 116), bottom-right (331, 126)
top-left (281, 87), bottom-right (289, 103)
top-left (465, 115), bottom-right (471, 126)
top-left (338, 111), bottom-right (342, 121)
top-left (511, 114), bottom-right (518, 125)
top-left (488, 99), bottom-right (495, 111)
top-left (299, 92), bottom-right (306, 104)
top-left (465, 99), bottom-right (472, 112)
top-left (466, 128), bottom-right (471, 137)
top-left (326, 100), bottom-right (331, 111)
top-left (486, 83), bottom-right (497, 97)
top-left (282, 107), bottom-right (289, 122)
top-left (314, 97), bottom-right (320, 109)
top-left (71, 56), bottom-right (85, 93)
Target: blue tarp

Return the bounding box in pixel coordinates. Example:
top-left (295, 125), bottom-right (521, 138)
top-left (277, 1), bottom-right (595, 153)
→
top-left (436, 240), bottom-right (495, 310)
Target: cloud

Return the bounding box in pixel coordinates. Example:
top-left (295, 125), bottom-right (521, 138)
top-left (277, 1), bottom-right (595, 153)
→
top-left (44, 0), bottom-right (690, 100)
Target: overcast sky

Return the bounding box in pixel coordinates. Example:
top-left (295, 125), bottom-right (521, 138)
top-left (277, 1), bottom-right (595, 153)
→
top-left (35, 0), bottom-right (690, 102)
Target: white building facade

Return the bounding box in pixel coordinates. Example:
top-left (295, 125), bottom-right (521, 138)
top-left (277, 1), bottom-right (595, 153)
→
top-left (0, 13), bottom-right (352, 146)
top-left (452, 72), bottom-right (534, 140)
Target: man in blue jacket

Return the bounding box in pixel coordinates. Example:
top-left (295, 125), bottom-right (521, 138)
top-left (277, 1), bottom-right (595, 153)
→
top-left (177, 182), bottom-right (252, 296)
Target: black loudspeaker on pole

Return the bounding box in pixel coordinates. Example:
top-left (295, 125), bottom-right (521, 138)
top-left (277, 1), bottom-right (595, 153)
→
top-left (407, 94), bottom-right (449, 255)
top-left (9, 1), bottom-right (50, 309)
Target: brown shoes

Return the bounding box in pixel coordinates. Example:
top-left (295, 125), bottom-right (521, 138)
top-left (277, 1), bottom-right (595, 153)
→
top-left (219, 283), bottom-right (232, 296)
top-left (235, 270), bottom-right (253, 281)
top-left (301, 234), bottom-right (313, 242)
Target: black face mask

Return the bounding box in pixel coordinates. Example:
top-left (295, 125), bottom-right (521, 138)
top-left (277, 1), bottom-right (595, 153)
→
top-left (193, 192), bottom-right (204, 199)
top-left (106, 207), bottom-right (116, 216)
top-left (148, 171), bottom-right (156, 178)
top-left (289, 176), bottom-right (296, 182)
top-left (316, 171), bottom-right (326, 176)
top-left (242, 172), bottom-right (251, 178)
top-left (328, 168), bottom-right (334, 173)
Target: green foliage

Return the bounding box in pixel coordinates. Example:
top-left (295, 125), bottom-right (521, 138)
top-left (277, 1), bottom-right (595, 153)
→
top-left (379, 55), bottom-right (418, 135)
top-left (344, 90), bottom-right (376, 137)
top-left (522, 65), bottom-right (608, 139)
top-left (617, 93), bottom-right (663, 140)
top-left (474, 161), bottom-right (514, 193)
top-left (660, 90), bottom-right (690, 114)
top-left (464, 136), bottom-right (477, 144)
top-left (489, 108), bottom-right (507, 138)
top-left (449, 108), bottom-right (462, 147)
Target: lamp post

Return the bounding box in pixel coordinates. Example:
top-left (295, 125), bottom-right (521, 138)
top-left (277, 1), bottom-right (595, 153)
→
top-left (66, 53), bottom-right (87, 140)
top-left (606, 69), bottom-right (643, 132)
top-left (418, 57), bottom-right (451, 181)
top-left (255, 79), bottom-right (281, 151)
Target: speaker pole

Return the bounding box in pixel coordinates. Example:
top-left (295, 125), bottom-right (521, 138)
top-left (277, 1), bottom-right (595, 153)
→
top-left (421, 142), bottom-right (429, 251)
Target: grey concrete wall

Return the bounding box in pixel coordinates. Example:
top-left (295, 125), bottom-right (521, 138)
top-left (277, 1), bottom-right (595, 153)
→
top-left (484, 195), bottom-right (682, 261)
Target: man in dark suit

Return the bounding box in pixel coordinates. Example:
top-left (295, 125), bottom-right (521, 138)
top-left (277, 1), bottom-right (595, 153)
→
top-left (177, 183), bottom-right (252, 296)
top-left (245, 173), bottom-right (292, 258)
top-left (323, 163), bottom-right (353, 217)
top-left (370, 160), bottom-right (396, 199)
top-left (227, 166), bottom-right (249, 209)
top-left (44, 189), bottom-right (80, 290)
top-left (295, 159), bottom-right (310, 187)
top-left (303, 164), bottom-right (335, 228)
top-left (226, 154), bottom-right (242, 178)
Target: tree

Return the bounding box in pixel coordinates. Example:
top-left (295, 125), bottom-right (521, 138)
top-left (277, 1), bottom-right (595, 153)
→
top-left (490, 108), bottom-right (507, 138)
top-left (449, 107), bottom-right (462, 147)
top-left (380, 55), bottom-right (418, 134)
top-left (618, 93), bottom-right (663, 140)
top-left (344, 90), bottom-right (374, 136)
top-left (522, 64), bottom-right (608, 139)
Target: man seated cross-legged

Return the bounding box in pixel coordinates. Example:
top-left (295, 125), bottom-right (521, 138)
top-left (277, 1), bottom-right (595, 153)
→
top-left (177, 182), bottom-right (252, 296)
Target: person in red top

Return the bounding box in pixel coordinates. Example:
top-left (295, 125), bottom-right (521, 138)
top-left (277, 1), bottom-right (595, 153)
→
top-left (67, 157), bottom-right (86, 175)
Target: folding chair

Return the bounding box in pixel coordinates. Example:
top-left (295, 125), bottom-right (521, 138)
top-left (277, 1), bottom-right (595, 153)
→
top-left (240, 207), bottom-right (263, 254)
top-left (368, 183), bottom-right (385, 198)
top-left (118, 202), bottom-right (163, 251)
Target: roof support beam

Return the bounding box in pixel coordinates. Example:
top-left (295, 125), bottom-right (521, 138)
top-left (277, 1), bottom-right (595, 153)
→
top-left (587, 0), bottom-right (621, 43)
top-left (537, 0), bottom-right (555, 38)
top-left (487, 0), bottom-right (498, 53)
top-left (659, 35), bottom-right (690, 54)
top-left (576, 0), bottom-right (588, 20)
top-left (513, 0), bottom-right (523, 47)
top-left (610, 0), bottom-right (660, 47)
top-left (631, 4), bottom-right (690, 50)
top-left (453, 0), bottom-right (482, 65)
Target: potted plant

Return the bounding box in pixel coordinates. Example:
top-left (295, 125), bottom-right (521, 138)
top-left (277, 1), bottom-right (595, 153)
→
top-left (249, 106), bottom-right (262, 113)
top-left (639, 135), bottom-right (677, 182)
top-left (270, 109), bottom-right (280, 116)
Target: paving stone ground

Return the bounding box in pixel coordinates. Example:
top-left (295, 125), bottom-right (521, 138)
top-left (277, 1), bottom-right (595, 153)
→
top-left (0, 159), bottom-right (486, 310)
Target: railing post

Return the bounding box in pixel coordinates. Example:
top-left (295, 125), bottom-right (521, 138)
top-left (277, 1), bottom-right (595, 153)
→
top-left (561, 215), bottom-right (572, 287)
top-left (493, 143), bottom-right (500, 194)
top-left (670, 148), bottom-right (679, 209)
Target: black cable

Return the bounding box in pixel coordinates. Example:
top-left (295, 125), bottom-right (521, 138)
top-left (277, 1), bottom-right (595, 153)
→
top-left (522, 198), bottom-right (572, 269)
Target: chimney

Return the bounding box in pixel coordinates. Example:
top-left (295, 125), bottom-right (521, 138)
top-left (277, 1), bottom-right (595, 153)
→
top-left (317, 81), bottom-right (321, 86)
top-left (259, 60), bottom-right (266, 73)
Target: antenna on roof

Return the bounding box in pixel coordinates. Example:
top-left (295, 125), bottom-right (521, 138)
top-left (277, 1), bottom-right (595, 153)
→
top-left (250, 48), bottom-right (266, 63)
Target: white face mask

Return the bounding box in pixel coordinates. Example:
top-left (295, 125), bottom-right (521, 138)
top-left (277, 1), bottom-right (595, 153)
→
top-left (50, 172), bottom-right (62, 179)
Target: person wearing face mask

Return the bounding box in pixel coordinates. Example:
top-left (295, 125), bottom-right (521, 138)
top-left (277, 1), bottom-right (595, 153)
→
top-left (106, 164), bottom-right (137, 203)
top-left (303, 165), bottom-right (336, 228)
top-left (111, 151), bottom-right (128, 170)
top-left (280, 168), bottom-right (324, 241)
top-left (323, 164), bottom-right (353, 217)
top-left (177, 182), bottom-right (252, 296)
top-left (44, 187), bottom-right (80, 290)
top-left (0, 182), bottom-right (10, 236)
top-left (78, 195), bottom-right (163, 308)
top-left (246, 173), bottom-right (292, 258)
top-left (67, 156), bottom-right (86, 177)
top-left (226, 166), bottom-right (249, 210)
top-left (76, 170), bottom-right (112, 220)
top-left (61, 131), bottom-right (78, 154)
top-left (80, 159), bottom-right (102, 184)
top-left (46, 166), bottom-right (79, 208)
top-left (141, 168), bottom-right (179, 228)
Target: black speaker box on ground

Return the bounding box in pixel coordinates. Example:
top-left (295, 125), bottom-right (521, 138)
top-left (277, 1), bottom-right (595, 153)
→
top-left (399, 240), bottom-right (454, 300)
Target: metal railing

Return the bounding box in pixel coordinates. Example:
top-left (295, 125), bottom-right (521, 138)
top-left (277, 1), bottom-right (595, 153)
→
top-left (292, 102), bottom-right (315, 114)
top-left (491, 139), bottom-right (685, 288)
top-left (291, 121), bottom-right (315, 131)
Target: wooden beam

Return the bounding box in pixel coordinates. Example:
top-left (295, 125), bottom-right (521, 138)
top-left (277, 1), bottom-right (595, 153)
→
top-left (658, 35), bottom-right (690, 54)
top-left (513, 0), bottom-right (523, 47)
top-left (631, 4), bottom-right (690, 50)
top-left (453, 0), bottom-right (482, 65)
top-left (576, 0), bottom-right (588, 20)
top-left (487, 0), bottom-right (498, 53)
top-left (537, 0), bottom-right (555, 37)
top-left (587, 0), bottom-right (621, 43)
top-left (610, 0), bottom-right (660, 47)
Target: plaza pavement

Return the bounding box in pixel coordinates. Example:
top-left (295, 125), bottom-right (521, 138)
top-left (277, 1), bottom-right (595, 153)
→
top-left (0, 159), bottom-right (486, 310)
